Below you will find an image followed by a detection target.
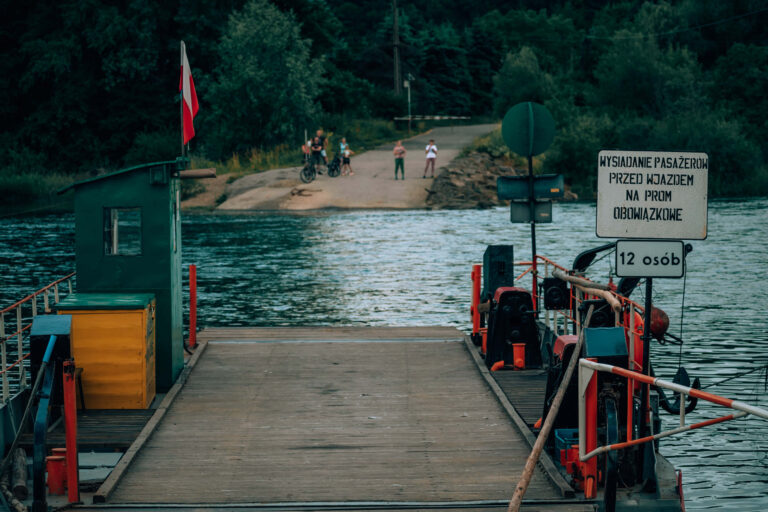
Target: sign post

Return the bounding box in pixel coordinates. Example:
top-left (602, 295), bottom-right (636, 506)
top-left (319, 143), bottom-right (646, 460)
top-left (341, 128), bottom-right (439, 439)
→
top-left (500, 102), bottom-right (558, 311)
top-left (596, 149), bottom-right (707, 476)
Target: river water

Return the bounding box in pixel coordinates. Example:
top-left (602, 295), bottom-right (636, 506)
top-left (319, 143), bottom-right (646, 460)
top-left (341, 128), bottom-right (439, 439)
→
top-left (1, 199), bottom-right (766, 509)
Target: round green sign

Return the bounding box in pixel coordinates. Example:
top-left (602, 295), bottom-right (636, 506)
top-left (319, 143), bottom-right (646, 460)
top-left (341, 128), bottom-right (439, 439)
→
top-left (501, 102), bottom-right (555, 157)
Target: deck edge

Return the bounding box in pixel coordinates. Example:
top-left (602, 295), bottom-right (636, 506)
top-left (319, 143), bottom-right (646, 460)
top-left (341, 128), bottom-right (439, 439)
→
top-left (93, 339), bottom-right (210, 504)
top-left (461, 336), bottom-right (575, 499)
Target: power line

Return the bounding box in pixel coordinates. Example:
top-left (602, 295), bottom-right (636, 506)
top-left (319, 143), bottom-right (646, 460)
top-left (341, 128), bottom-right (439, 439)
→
top-left (584, 6), bottom-right (768, 40)
top-left (491, 6), bottom-right (768, 44)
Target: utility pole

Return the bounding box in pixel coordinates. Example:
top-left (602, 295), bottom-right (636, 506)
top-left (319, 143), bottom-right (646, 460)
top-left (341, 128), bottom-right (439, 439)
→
top-left (393, 0), bottom-right (402, 95)
top-left (404, 73), bottom-right (414, 134)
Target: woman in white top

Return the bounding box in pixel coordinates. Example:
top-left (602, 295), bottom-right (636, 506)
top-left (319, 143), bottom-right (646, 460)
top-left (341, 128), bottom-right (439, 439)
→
top-left (424, 139), bottom-right (437, 178)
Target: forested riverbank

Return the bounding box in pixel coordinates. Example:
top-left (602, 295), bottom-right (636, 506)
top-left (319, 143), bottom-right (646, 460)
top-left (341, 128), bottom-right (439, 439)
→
top-left (2, 0), bottom-right (767, 211)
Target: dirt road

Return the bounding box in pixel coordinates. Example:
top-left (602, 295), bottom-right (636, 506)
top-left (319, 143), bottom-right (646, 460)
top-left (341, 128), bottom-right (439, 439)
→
top-left (214, 124), bottom-right (496, 211)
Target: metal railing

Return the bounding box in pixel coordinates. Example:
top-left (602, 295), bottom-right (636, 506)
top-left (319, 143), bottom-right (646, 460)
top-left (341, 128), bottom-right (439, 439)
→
top-left (469, 256), bottom-right (647, 364)
top-left (578, 358), bottom-right (768, 461)
top-left (510, 256), bottom-right (645, 346)
top-left (0, 273), bottom-right (75, 403)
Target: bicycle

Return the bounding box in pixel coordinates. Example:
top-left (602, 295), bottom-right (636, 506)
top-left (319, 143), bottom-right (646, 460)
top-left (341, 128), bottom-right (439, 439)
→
top-left (300, 153), bottom-right (339, 183)
top-left (299, 154), bottom-right (327, 183)
top-left (327, 154), bottom-right (341, 177)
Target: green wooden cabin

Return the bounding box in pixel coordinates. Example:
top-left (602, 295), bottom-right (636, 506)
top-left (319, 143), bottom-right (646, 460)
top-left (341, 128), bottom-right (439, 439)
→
top-left (60, 159), bottom-right (186, 392)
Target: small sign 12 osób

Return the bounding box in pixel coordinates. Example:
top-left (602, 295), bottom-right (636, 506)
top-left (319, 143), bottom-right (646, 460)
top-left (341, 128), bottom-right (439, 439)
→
top-left (615, 240), bottom-right (685, 278)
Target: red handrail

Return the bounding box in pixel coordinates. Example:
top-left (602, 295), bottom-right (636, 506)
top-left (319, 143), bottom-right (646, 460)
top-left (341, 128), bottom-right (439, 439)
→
top-left (0, 353), bottom-right (30, 376)
top-left (0, 323), bottom-right (32, 345)
top-left (0, 273), bottom-right (76, 399)
top-left (0, 272), bottom-right (75, 314)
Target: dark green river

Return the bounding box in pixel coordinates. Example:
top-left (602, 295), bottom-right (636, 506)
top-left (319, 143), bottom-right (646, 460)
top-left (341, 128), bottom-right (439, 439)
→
top-left (1, 198), bottom-right (766, 509)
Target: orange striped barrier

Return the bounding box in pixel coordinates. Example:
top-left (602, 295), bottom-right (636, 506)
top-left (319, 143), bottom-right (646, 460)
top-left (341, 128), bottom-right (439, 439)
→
top-left (578, 358), bottom-right (768, 463)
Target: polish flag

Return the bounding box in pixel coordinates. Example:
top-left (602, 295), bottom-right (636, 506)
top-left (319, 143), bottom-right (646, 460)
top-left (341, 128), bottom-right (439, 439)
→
top-left (179, 41), bottom-right (199, 145)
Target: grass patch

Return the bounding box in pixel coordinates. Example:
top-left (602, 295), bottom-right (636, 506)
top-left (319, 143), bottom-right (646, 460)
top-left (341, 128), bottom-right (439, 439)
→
top-left (180, 179), bottom-right (206, 200)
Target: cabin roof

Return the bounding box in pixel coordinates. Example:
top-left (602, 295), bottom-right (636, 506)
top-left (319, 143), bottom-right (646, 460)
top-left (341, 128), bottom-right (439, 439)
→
top-left (56, 292), bottom-right (155, 310)
top-left (58, 159), bottom-right (186, 194)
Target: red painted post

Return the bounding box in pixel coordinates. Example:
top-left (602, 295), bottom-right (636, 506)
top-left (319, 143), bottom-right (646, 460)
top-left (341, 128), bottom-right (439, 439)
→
top-left (46, 456), bottom-right (66, 496)
top-left (584, 358), bottom-right (598, 499)
top-left (62, 360), bottom-right (79, 503)
top-left (532, 257), bottom-right (538, 312)
top-left (51, 447), bottom-right (67, 488)
top-left (627, 376), bottom-right (634, 442)
top-left (189, 264), bottom-right (197, 349)
top-left (470, 265), bottom-right (481, 336)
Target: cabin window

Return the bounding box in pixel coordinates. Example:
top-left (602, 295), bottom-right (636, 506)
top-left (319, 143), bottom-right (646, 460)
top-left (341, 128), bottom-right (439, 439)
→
top-left (103, 208), bottom-right (142, 256)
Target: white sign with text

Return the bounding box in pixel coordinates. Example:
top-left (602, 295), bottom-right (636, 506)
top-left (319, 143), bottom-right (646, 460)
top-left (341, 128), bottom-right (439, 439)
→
top-left (596, 150), bottom-right (708, 239)
top-left (615, 240), bottom-right (685, 278)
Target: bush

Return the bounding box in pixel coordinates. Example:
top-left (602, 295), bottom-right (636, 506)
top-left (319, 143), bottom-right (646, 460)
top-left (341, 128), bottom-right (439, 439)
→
top-left (180, 180), bottom-right (205, 200)
top-left (124, 130), bottom-right (179, 167)
top-left (649, 110), bottom-right (768, 197)
top-left (542, 113), bottom-right (616, 198)
top-left (0, 171), bottom-right (71, 205)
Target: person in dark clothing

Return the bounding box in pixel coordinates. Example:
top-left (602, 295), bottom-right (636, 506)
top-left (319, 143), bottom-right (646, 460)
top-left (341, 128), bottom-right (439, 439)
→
top-left (310, 136), bottom-right (324, 171)
top-left (316, 129), bottom-right (328, 164)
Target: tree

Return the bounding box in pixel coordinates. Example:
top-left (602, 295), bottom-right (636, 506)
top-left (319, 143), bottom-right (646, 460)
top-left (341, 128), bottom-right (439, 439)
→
top-left (592, 31), bottom-right (703, 117)
top-left (413, 24), bottom-right (472, 115)
top-left (493, 47), bottom-right (553, 116)
top-left (1, 1), bottom-right (177, 171)
top-left (711, 43), bottom-right (768, 143)
top-left (204, 0), bottom-right (321, 157)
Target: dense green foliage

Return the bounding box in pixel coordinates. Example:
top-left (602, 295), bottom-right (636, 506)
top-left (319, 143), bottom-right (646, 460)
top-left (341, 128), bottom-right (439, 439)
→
top-left (2, 0), bottom-right (767, 201)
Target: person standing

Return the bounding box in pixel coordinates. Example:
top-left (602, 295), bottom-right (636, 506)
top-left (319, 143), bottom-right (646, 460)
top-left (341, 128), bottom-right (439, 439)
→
top-left (310, 136), bottom-right (324, 172)
top-left (316, 129), bottom-right (328, 164)
top-left (424, 139), bottom-right (437, 178)
top-left (393, 141), bottom-right (406, 180)
top-left (340, 138), bottom-right (354, 176)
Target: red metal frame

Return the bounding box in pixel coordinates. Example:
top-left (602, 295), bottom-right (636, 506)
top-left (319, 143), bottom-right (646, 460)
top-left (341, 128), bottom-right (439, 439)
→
top-left (581, 358), bottom-right (598, 499)
top-left (189, 264), bottom-right (197, 349)
top-left (63, 359), bottom-right (79, 503)
top-left (470, 264), bottom-right (481, 336)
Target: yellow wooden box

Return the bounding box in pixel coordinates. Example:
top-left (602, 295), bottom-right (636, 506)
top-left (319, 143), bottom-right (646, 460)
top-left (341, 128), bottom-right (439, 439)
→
top-left (56, 293), bottom-right (156, 409)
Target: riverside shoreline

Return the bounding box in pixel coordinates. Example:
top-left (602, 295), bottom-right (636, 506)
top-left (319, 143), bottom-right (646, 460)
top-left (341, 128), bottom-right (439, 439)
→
top-left (182, 124), bottom-right (498, 212)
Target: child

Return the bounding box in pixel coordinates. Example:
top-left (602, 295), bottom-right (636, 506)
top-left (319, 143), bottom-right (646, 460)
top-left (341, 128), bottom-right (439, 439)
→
top-left (340, 138), bottom-right (354, 176)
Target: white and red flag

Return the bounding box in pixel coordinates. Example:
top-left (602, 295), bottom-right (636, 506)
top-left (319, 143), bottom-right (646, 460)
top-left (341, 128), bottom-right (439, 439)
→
top-left (179, 41), bottom-right (199, 145)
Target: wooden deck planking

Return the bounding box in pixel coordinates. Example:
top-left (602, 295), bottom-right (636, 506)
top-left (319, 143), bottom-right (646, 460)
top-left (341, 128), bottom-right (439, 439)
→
top-left (78, 505), bottom-right (595, 512)
top-left (491, 371), bottom-right (549, 428)
top-left (20, 409), bottom-right (154, 450)
top-left (197, 326), bottom-right (466, 342)
top-left (108, 331), bottom-right (563, 505)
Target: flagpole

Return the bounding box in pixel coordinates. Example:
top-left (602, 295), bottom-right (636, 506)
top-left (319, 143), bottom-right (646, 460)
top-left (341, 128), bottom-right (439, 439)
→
top-left (180, 40), bottom-right (185, 158)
